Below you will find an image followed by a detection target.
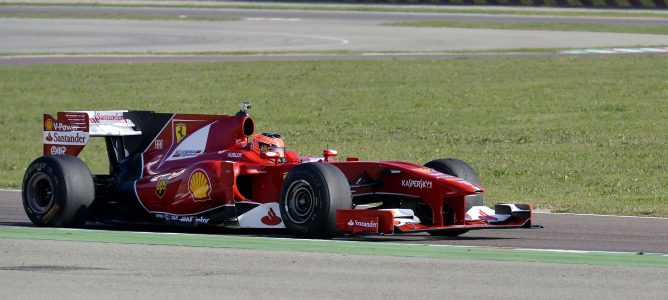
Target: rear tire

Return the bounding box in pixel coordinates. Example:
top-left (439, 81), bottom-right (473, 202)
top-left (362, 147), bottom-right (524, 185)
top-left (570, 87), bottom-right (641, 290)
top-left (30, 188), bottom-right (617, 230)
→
top-left (280, 163), bottom-right (352, 238)
top-left (424, 158), bottom-right (484, 237)
top-left (22, 155), bottom-right (95, 227)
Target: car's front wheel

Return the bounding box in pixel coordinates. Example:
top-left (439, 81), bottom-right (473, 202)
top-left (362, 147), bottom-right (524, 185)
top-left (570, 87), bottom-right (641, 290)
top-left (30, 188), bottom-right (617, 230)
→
top-left (279, 163), bottom-right (352, 238)
top-left (423, 158), bottom-right (484, 237)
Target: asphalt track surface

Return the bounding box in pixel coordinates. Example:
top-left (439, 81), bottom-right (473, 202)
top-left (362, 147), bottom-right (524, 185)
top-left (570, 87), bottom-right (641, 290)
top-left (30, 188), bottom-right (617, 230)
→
top-left (2, 189), bottom-right (668, 299)
top-left (2, 190), bottom-right (667, 254)
top-left (0, 238), bottom-right (666, 300)
top-left (1, 5), bottom-right (668, 55)
top-left (1, 238), bottom-right (666, 300)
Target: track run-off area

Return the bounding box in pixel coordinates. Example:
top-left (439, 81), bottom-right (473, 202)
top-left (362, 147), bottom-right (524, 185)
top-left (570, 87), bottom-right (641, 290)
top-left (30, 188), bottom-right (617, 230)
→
top-left (2, 191), bottom-right (668, 254)
top-left (2, 3), bottom-right (668, 298)
top-left (1, 189), bottom-right (668, 299)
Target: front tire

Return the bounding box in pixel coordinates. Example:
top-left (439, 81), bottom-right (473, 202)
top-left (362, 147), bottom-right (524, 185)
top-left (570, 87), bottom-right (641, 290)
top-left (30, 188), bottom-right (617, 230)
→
top-left (425, 158), bottom-right (483, 210)
top-left (280, 163), bottom-right (352, 238)
top-left (22, 155), bottom-right (95, 227)
top-left (424, 158), bottom-right (484, 237)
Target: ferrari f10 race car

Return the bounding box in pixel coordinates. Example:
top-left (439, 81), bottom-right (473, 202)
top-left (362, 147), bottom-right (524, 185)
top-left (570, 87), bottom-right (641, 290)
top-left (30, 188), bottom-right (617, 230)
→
top-left (23, 102), bottom-right (533, 238)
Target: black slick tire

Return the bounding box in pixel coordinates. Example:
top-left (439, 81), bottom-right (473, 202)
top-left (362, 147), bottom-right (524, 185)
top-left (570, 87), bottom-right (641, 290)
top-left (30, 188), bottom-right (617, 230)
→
top-left (424, 158), bottom-right (484, 237)
top-left (279, 163), bottom-right (352, 238)
top-left (22, 155), bottom-right (95, 227)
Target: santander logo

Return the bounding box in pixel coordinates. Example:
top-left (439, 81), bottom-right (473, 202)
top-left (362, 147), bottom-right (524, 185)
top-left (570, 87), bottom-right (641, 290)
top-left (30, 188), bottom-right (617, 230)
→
top-left (261, 208), bottom-right (282, 226)
top-left (347, 219), bottom-right (378, 228)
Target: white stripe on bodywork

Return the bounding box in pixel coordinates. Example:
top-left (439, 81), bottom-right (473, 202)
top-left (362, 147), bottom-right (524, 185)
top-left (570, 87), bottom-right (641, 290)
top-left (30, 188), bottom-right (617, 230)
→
top-left (237, 202), bottom-right (285, 228)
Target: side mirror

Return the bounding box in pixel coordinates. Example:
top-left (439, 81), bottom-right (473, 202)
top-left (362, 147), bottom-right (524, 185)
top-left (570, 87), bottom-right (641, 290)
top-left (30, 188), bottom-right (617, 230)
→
top-left (323, 149), bottom-right (337, 162)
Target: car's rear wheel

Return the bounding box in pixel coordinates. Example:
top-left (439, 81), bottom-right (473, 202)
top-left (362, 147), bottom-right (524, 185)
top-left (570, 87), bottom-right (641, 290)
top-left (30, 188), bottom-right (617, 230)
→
top-left (423, 158), bottom-right (484, 237)
top-left (22, 155), bottom-right (95, 227)
top-left (280, 163), bottom-right (352, 238)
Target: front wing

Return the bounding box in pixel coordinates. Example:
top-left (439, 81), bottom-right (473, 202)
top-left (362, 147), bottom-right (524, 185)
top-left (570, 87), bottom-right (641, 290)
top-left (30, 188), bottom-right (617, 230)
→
top-left (336, 204), bottom-right (532, 235)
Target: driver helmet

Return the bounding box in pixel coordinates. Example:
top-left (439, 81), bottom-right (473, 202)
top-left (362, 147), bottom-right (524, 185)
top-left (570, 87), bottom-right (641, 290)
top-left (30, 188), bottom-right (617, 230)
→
top-left (252, 132), bottom-right (285, 158)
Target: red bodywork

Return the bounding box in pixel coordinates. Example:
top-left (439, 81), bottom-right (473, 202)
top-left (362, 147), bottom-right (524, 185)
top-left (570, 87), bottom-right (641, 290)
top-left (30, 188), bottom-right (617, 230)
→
top-left (43, 110), bottom-right (532, 234)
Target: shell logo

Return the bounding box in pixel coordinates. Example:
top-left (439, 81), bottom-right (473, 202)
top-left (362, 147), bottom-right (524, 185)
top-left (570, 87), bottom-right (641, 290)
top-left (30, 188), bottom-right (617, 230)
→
top-left (188, 169), bottom-right (211, 202)
top-left (45, 119), bottom-right (54, 131)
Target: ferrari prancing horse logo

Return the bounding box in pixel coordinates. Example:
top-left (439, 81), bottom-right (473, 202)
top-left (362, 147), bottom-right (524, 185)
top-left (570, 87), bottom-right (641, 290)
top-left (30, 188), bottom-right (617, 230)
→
top-left (175, 123), bottom-right (187, 143)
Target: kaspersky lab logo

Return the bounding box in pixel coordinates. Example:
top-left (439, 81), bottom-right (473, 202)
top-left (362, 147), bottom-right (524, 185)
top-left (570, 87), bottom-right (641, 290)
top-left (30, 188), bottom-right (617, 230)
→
top-left (401, 179), bottom-right (433, 189)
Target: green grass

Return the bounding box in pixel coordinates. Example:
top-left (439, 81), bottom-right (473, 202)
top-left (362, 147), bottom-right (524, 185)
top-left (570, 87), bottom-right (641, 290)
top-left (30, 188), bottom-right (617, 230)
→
top-left (1, 55), bottom-right (667, 216)
top-left (0, 12), bottom-right (237, 21)
top-left (2, 2), bottom-right (668, 19)
top-left (386, 20), bottom-right (668, 35)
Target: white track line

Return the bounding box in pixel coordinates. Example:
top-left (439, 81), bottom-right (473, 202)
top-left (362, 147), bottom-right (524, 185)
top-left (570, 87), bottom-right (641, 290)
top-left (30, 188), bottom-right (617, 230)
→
top-left (45, 226), bottom-right (666, 256)
top-left (535, 212), bottom-right (668, 220)
top-left (424, 243), bottom-right (665, 256)
top-left (244, 17), bottom-right (301, 22)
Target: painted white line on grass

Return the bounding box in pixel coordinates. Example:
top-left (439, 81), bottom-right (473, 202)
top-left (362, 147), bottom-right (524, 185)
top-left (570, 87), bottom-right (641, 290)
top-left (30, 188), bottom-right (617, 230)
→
top-left (561, 47), bottom-right (668, 55)
top-left (244, 17), bottom-right (301, 22)
top-left (362, 52), bottom-right (445, 56)
top-left (425, 243), bottom-right (665, 256)
top-left (612, 48), bottom-right (644, 53)
top-left (0, 189), bottom-right (21, 192)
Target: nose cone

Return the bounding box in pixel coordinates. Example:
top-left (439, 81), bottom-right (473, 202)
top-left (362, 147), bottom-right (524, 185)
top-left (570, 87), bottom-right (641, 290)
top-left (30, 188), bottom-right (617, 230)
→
top-left (435, 176), bottom-right (484, 195)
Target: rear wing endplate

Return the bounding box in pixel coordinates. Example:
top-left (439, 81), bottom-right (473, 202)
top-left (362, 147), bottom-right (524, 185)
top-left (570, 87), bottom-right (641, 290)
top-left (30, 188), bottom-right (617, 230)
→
top-left (43, 110), bottom-right (141, 156)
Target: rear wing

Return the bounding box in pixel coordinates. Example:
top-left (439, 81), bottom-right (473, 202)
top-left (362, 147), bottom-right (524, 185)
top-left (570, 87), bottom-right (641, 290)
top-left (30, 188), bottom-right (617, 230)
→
top-left (43, 111), bottom-right (141, 156)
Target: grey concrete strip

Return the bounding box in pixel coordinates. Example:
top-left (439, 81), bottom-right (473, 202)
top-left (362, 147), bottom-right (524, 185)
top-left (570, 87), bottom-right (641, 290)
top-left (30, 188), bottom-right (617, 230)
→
top-left (1, 17), bottom-right (667, 54)
top-left (2, 5), bottom-right (668, 25)
top-left (0, 238), bottom-right (666, 300)
top-left (2, 190), bottom-right (667, 253)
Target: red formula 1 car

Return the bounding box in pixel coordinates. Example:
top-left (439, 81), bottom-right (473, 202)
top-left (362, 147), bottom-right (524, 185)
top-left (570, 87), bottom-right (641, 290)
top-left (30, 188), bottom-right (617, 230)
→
top-left (23, 102), bottom-right (532, 238)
